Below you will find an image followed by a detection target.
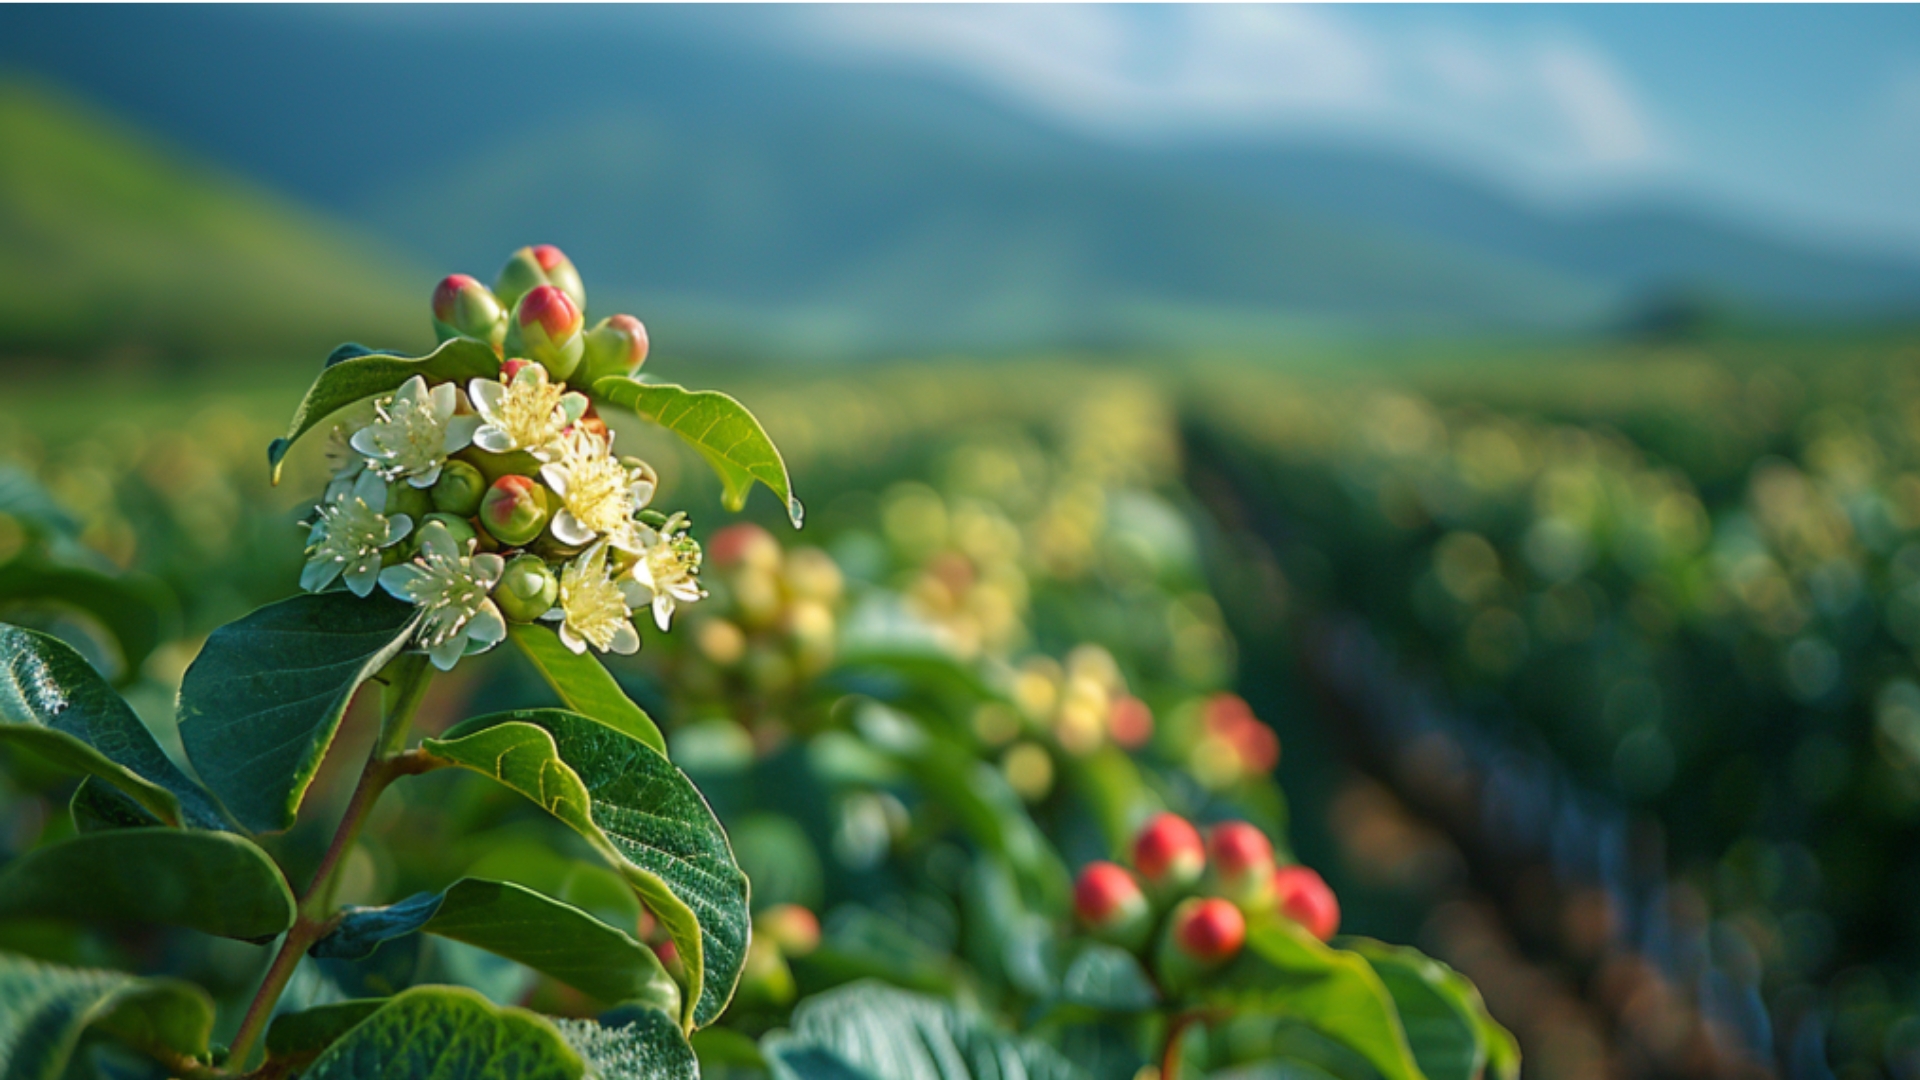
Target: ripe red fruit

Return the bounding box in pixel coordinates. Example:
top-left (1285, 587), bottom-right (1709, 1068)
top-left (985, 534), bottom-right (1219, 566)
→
top-left (1172, 897), bottom-right (1245, 963)
top-left (757, 904), bottom-right (821, 956)
top-left (1108, 695), bottom-right (1153, 749)
top-left (1207, 821), bottom-right (1276, 906)
top-left (519, 285), bottom-right (582, 342)
top-left (1272, 865), bottom-right (1340, 942)
top-left (1131, 812), bottom-right (1204, 889)
top-left (1074, 861), bottom-right (1149, 948)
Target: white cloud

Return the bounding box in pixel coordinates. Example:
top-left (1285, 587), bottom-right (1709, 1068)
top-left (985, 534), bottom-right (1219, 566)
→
top-left (793, 5), bottom-right (1666, 183)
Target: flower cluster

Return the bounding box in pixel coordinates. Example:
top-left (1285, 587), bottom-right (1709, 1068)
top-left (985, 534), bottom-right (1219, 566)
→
top-left (301, 245), bottom-right (699, 670)
top-left (1073, 813), bottom-right (1339, 985)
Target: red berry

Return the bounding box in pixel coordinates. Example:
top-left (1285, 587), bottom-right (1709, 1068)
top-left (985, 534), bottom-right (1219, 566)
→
top-left (1132, 812), bottom-right (1204, 888)
top-left (708, 523), bottom-right (779, 571)
top-left (1073, 862), bottom-right (1145, 925)
top-left (757, 904), bottom-right (821, 956)
top-left (1272, 865), bottom-right (1340, 942)
top-left (432, 274), bottom-right (480, 323)
top-left (1173, 897), bottom-right (1245, 963)
top-left (500, 358), bottom-right (535, 381)
top-left (519, 285), bottom-right (582, 341)
top-left (1108, 695), bottom-right (1153, 749)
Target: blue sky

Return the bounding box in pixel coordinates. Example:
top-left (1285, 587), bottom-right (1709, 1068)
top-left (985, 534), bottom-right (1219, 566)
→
top-left (761, 4), bottom-right (1920, 256)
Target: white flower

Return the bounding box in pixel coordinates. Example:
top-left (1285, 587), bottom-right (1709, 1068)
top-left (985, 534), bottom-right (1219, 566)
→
top-left (541, 542), bottom-right (642, 655)
top-left (378, 520), bottom-right (507, 670)
top-left (539, 428), bottom-right (655, 552)
top-left (302, 469), bottom-right (412, 597)
top-left (351, 376), bottom-right (480, 488)
top-left (321, 403), bottom-right (377, 501)
top-left (468, 364), bottom-right (589, 460)
top-left (629, 512), bottom-right (705, 632)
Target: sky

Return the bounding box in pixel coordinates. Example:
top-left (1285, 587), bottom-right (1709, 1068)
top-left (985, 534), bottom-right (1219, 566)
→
top-left (769, 4), bottom-right (1920, 256)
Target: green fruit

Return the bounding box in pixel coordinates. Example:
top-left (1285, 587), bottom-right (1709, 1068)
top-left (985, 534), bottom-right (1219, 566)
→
top-left (385, 480), bottom-right (433, 522)
top-left (480, 475), bottom-right (551, 547)
top-left (415, 513), bottom-right (478, 554)
top-left (494, 554), bottom-right (560, 622)
top-left (432, 460), bottom-right (487, 517)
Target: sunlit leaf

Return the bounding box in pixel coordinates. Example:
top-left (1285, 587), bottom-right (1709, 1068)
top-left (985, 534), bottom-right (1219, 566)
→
top-left (553, 1006), bottom-right (699, 1080)
top-left (0, 624), bottom-right (228, 829)
top-left (267, 337), bottom-right (501, 483)
top-left (1344, 939), bottom-right (1518, 1080)
top-left (593, 377), bottom-right (799, 524)
top-left (314, 878), bottom-right (680, 1016)
top-left (0, 828), bottom-right (294, 942)
top-left (510, 623), bottom-right (665, 755)
top-left (425, 709), bottom-right (749, 1030)
top-left (176, 591), bottom-right (418, 833)
top-left (299, 986), bottom-right (584, 1080)
top-left (265, 999), bottom-right (385, 1070)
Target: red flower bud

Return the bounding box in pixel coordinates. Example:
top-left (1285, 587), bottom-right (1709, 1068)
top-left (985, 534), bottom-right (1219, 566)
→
top-left (500, 358), bottom-right (536, 381)
top-left (431, 274), bottom-right (505, 351)
top-left (579, 314), bottom-right (650, 386)
top-left (1171, 897), bottom-right (1245, 964)
top-left (480, 474), bottom-right (551, 547)
top-left (1074, 862), bottom-right (1149, 947)
top-left (1272, 865), bottom-right (1340, 942)
top-left (756, 904), bottom-right (821, 956)
top-left (1108, 695), bottom-right (1154, 749)
top-left (496, 244), bottom-right (586, 316)
top-left (1207, 821), bottom-right (1276, 908)
top-left (1131, 812), bottom-right (1204, 890)
top-left (508, 285), bottom-right (585, 382)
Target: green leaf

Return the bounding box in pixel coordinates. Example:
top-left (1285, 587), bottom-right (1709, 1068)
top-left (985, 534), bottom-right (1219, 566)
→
top-left (0, 562), bottom-right (176, 680)
top-left (425, 710), bottom-right (749, 1030)
top-left (315, 878), bottom-right (680, 1016)
top-left (0, 828), bottom-right (294, 942)
top-left (0, 624), bottom-right (228, 829)
top-left (1344, 940), bottom-right (1518, 1080)
top-left (267, 337), bottom-right (502, 483)
top-left (176, 591), bottom-right (419, 833)
top-left (553, 1007), bottom-right (699, 1080)
top-left (1058, 943), bottom-right (1158, 1013)
top-left (265, 999), bottom-right (385, 1067)
top-left (593, 377), bottom-right (800, 524)
top-left (509, 624), bottom-right (666, 755)
top-left (0, 952), bottom-right (214, 1078)
top-left (300, 986), bottom-right (585, 1080)
top-left (1203, 920), bottom-right (1428, 1080)
top-left (765, 981), bottom-right (1084, 1080)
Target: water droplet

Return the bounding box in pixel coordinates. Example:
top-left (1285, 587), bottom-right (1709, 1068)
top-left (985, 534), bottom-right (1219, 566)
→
top-left (787, 496), bottom-right (806, 530)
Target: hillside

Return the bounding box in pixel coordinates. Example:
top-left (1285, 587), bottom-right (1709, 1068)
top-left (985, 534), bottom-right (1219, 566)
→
top-left (0, 80), bottom-right (429, 366)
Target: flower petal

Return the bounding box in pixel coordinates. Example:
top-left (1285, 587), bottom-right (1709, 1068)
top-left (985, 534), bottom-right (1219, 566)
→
top-left (428, 632), bottom-right (466, 671)
top-left (609, 620), bottom-right (641, 655)
top-left (550, 510), bottom-right (596, 546)
top-left (474, 427), bottom-right (515, 453)
top-left (466, 602), bottom-right (507, 647)
top-left (301, 558), bottom-right (343, 593)
top-left (444, 415), bottom-right (480, 454)
top-left (468, 378), bottom-right (506, 418)
top-left (344, 561), bottom-right (381, 598)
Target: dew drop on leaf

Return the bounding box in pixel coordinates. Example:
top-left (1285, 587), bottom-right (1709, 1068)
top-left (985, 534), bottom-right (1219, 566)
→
top-left (787, 496), bottom-right (805, 530)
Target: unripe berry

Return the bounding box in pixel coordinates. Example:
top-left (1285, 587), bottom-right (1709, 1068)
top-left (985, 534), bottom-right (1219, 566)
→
top-left (756, 904), bottom-right (821, 957)
top-left (386, 479), bottom-right (433, 523)
top-left (1272, 865), bottom-right (1340, 942)
top-left (415, 512), bottom-right (477, 555)
top-left (494, 554), bottom-right (559, 622)
top-left (432, 274), bottom-right (506, 351)
top-left (1171, 897), bottom-right (1245, 964)
top-left (496, 244), bottom-right (585, 314)
top-left (480, 474), bottom-right (551, 547)
top-left (579, 314), bottom-right (649, 386)
top-left (432, 460), bottom-right (488, 517)
top-left (1207, 821), bottom-right (1276, 908)
top-left (507, 286), bottom-right (585, 382)
top-left (1073, 861), bottom-right (1150, 949)
top-left (1131, 812), bottom-right (1204, 891)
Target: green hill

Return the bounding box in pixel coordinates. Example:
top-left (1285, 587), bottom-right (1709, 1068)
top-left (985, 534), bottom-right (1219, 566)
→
top-left (0, 79), bottom-right (430, 368)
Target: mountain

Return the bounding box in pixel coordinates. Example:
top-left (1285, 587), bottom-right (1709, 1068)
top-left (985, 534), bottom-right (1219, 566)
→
top-left (0, 79), bottom-right (428, 365)
top-left (2, 6), bottom-right (1917, 359)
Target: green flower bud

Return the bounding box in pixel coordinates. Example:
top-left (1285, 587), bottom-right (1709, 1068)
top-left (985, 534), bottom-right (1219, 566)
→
top-left (431, 274), bottom-right (506, 352)
top-left (578, 314), bottom-right (648, 387)
top-left (480, 474), bottom-right (551, 547)
top-left (413, 512), bottom-right (477, 555)
top-left (385, 479), bottom-right (433, 523)
top-left (493, 554), bottom-right (559, 622)
top-left (495, 244), bottom-right (586, 313)
top-left (431, 460), bottom-right (488, 517)
top-left (456, 445), bottom-right (544, 485)
top-left (505, 285), bottom-right (585, 382)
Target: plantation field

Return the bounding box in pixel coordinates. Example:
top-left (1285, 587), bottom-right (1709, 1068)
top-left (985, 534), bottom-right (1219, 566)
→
top-left (4, 323), bottom-right (1918, 1078)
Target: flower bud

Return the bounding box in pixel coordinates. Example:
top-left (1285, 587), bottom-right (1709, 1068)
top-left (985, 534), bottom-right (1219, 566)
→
top-left (1272, 865), bottom-right (1340, 942)
top-left (578, 315), bottom-right (649, 387)
top-left (1131, 812), bottom-right (1204, 891)
top-left (415, 512), bottom-right (477, 555)
top-left (1206, 821), bottom-right (1275, 909)
top-left (496, 244), bottom-right (586, 313)
top-left (480, 474), bottom-right (551, 547)
top-left (431, 274), bottom-right (506, 351)
top-left (386, 479), bottom-right (433, 523)
top-left (756, 904), bottom-right (821, 957)
top-left (432, 460), bottom-right (488, 517)
top-left (494, 553), bottom-right (559, 622)
top-left (1171, 897), bottom-right (1245, 964)
top-left (506, 285), bottom-right (585, 382)
top-left (1073, 861), bottom-right (1150, 949)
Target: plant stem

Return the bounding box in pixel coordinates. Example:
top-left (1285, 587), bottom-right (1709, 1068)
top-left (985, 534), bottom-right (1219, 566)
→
top-left (225, 655), bottom-right (435, 1071)
top-left (1161, 1011), bottom-right (1196, 1080)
